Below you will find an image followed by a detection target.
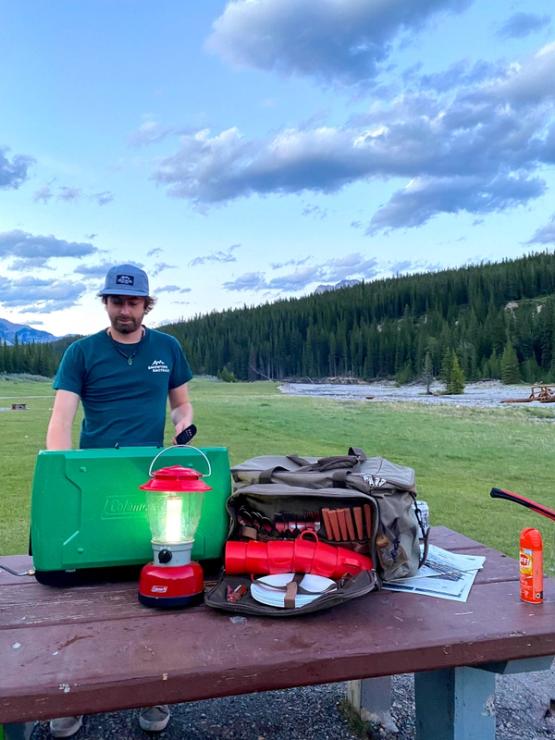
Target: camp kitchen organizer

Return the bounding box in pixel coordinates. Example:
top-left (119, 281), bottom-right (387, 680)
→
top-left (205, 448), bottom-right (428, 616)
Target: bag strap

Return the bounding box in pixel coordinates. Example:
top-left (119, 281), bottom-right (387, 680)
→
top-left (287, 449), bottom-right (367, 472)
top-left (314, 455), bottom-right (360, 471)
top-left (419, 534), bottom-right (429, 569)
top-left (348, 447), bottom-right (367, 461)
top-left (287, 455), bottom-right (312, 467)
top-left (286, 455), bottom-right (360, 473)
top-left (413, 498), bottom-right (430, 568)
top-left (284, 573), bottom-right (304, 609)
top-left (259, 465), bottom-right (289, 483)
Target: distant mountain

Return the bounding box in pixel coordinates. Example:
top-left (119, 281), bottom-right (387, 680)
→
top-left (0, 318), bottom-right (59, 345)
top-left (314, 279), bottom-right (361, 294)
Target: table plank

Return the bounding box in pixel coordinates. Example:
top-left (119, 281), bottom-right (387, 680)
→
top-left (0, 529), bottom-right (517, 630)
top-left (1, 577), bottom-right (553, 722)
top-left (1, 528), bottom-right (552, 724)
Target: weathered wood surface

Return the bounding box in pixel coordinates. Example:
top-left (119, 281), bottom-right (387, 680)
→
top-left (1, 527), bottom-right (553, 723)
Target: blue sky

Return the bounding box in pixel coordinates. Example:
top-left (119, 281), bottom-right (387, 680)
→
top-left (1, 0), bottom-right (555, 336)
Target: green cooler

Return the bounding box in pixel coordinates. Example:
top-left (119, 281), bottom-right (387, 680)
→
top-left (30, 446), bottom-right (231, 585)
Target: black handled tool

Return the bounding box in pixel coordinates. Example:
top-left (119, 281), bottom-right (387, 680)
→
top-left (175, 423), bottom-right (197, 445)
top-left (490, 487), bottom-right (555, 522)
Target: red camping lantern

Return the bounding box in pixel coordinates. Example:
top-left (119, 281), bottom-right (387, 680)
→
top-left (138, 465), bottom-right (211, 608)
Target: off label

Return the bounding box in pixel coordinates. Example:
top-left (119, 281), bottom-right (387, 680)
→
top-left (519, 549), bottom-right (532, 575)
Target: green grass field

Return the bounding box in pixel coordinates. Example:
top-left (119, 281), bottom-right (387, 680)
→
top-left (1, 376), bottom-right (554, 574)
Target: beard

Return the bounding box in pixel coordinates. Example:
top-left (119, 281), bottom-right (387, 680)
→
top-left (112, 316), bottom-right (142, 334)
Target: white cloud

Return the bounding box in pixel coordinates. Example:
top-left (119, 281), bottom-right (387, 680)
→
top-left (528, 213), bottom-right (555, 244)
top-left (497, 12), bottom-right (550, 40)
top-left (267, 265), bottom-right (324, 291)
top-left (189, 244), bottom-right (240, 266)
top-left (207, 0), bottom-right (472, 86)
top-left (58, 186), bottom-right (82, 202)
top-left (33, 185), bottom-right (54, 203)
top-left (301, 204), bottom-right (328, 219)
top-left (224, 253), bottom-right (380, 292)
top-left (157, 285), bottom-right (191, 294)
top-left (32, 183), bottom-right (114, 207)
top-left (222, 271), bottom-right (267, 291)
top-left (271, 256), bottom-right (311, 269)
top-left (92, 191), bottom-right (114, 206)
top-left (480, 41), bottom-right (555, 106)
top-left (0, 231), bottom-right (97, 263)
top-left (368, 173), bottom-right (545, 232)
top-left (0, 146), bottom-right (34, 189)
top-left (152, 40), bottom-right (555, 231)
top-left (129, 119), bottom-right (176, 147)
top-left (10, 257), bottom-right (55, 271)
top-left (151, 262), bottom-right (177, 276)
top-left (0, 275), bottom-right (86, 313)
top-left (75, 262), bottom-right (117, 279)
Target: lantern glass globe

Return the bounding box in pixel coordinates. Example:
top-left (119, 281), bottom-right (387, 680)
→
top-left (146, 490), bottom-right (204, 544)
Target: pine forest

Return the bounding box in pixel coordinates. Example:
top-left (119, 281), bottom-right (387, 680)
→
top-left (2, 251), bottom-right (555, 384)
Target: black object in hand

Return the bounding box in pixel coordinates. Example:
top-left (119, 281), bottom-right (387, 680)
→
top-left (175, 424), bottom-right (197, 445)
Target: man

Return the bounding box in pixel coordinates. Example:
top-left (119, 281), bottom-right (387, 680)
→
top-left (46, 263), bottom-right (191, 736)
top-left (47, 263), bottom-right (192, 451)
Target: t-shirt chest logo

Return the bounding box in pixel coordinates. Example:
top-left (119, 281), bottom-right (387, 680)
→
top-left (148, 359), bottom-right (170, 373)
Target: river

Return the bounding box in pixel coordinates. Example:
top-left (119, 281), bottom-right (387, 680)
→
top-left (279, 380), bottom-right (555, 410)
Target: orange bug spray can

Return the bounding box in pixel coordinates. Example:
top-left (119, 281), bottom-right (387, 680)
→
top-left (519, 528), bottom-right (543, 604)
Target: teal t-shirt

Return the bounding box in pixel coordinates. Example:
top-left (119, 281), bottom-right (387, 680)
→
top-left (53, 328), bottom-right (193, 448)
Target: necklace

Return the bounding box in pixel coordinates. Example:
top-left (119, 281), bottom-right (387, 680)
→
top-left (107, 328), bottom-right (145, 365)
top-left (113, 345), bottom-right (138, 365)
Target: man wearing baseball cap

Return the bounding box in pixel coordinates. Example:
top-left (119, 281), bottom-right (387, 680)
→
top-left (46, 264), bottom-right (192, 734)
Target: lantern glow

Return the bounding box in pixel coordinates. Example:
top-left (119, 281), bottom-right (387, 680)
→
top-left (138, 465), bottom-right (211, 609)
top-left (146, 491), bottom-right (204, 544)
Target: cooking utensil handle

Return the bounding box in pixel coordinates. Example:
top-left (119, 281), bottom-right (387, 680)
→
top-left (490, 487), bottom-right (555, 522)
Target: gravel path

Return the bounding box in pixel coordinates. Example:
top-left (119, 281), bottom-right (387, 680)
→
top-left (31, 667), bottom-right (555, 739)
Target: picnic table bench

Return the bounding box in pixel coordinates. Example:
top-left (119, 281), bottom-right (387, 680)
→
top-left (1, 527), bottom-right (554, 740)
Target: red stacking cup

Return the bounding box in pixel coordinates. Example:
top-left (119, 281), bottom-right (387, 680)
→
top-left (225, 531), bottom-right (372, 578)
top-left (267, 540), bottom-right (296, 572)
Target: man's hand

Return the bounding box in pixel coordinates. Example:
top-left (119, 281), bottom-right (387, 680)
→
top-left (46, 390), bottom-right (80, 449)
top-left (169, 383), bottom-right (193, 444)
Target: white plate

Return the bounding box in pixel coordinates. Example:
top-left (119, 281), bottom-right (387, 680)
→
top-left (250, 573), bottom-right (336, 609)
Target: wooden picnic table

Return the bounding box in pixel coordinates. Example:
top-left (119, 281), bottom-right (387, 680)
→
top-left (1, 527), bottom-right (554, 739)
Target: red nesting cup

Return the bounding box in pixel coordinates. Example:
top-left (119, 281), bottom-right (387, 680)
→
top-left (225, 531), bottom-right (372, 578)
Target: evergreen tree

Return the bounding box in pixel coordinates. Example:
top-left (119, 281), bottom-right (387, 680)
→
top-left (422, 351), bottom-right (433, 394)
top-left (521, 356), bottom-right (541, 384)
top-left (218, 366), bottom-right (237, 382)
top-left (446, 352), bottom-right (465, 394)
top-left (500, 341), bottom-right (521, 384)
top-left (395, 361), bottom-right (413, 385)
top-left (439, 347), bottom-right (452, 385)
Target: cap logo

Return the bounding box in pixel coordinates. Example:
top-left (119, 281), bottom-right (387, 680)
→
top-left (116, 274), bottom-right (134, 286)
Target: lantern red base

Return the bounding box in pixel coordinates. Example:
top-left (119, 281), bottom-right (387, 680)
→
top-left (138, 561), bottom-right (204, 609)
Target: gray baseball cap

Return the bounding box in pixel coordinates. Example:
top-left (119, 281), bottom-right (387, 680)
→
top-left (98, 264), bottom-right (150, 297)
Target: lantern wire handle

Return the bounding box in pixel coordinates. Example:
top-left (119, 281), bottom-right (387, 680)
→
top-left (148, 444), bottom-right (212, 479)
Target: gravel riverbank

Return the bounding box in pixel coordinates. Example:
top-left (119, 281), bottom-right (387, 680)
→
top-left (279, 380), bottom-right (555, 414)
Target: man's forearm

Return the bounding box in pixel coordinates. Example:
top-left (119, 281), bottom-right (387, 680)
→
top-left (46, 419), bottom-right (73, 450)
top-left (171, 401), bottom-right (193, 432)
top-left (46, 390), bottom-right (79, 450)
